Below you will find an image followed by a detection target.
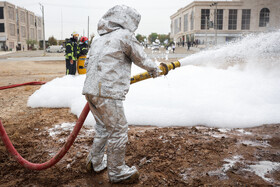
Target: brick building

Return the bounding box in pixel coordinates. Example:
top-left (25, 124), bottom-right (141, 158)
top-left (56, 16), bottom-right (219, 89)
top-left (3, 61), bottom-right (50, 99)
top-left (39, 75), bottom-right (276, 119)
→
top-left (0, 1), bottom-right (42, 51)
top-left (170, 0), bottom-right (280, 45)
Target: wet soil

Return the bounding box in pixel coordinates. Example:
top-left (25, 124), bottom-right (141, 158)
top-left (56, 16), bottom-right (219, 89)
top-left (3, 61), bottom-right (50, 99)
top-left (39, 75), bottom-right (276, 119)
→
top-left (0, 52), bottom-right (280, 187)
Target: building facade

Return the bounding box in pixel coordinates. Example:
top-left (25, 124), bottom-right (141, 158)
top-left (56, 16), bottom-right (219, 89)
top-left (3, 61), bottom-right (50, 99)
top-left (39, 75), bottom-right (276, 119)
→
top-left (170, 0), bottom-right (280, 45)
top-left (0, 1), bottom-right (42, 51)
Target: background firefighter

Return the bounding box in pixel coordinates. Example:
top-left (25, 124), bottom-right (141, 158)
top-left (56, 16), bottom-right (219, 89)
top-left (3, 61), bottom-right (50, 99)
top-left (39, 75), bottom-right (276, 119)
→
top-left (78, 36), bottom-right (89, 59)
top-left (83, 5), bottom-right (161, 184)
top-left (65, 32), bottom-right (79, 75)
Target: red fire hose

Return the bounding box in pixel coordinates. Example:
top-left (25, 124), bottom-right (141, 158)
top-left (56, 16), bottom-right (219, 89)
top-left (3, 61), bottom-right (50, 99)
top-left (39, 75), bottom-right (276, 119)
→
top-left (0, 81), bottom-right (46, 90)
top-left (0, 81), bottom-right (90, 170)
top-left (0, 103), bottom-right (90, 170)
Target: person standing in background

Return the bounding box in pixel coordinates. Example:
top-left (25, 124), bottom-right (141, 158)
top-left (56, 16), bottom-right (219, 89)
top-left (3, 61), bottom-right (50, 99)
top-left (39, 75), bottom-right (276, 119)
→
top-left (77, 36), bottom-right (89, 58)
top-left (65, 32), bottom-right (79, 75)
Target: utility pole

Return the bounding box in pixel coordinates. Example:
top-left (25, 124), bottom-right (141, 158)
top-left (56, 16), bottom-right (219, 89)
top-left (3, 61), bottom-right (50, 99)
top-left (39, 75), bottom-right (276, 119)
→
top-left (39, 3), bottom-right (46, 56)
top-left (87, 16), bottom-right (89, 39)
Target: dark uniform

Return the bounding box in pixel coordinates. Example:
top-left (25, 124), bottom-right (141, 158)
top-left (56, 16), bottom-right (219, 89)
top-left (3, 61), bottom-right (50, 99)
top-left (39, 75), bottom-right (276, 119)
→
top-left (65, 37), bottom-right (78, 75)
top-left (77, 43), bottom-right (88, 58)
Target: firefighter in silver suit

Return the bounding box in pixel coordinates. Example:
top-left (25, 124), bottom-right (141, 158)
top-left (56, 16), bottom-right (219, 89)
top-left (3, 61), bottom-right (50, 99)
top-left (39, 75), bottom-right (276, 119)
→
top-left (82, 5), bottom-right (160, 184)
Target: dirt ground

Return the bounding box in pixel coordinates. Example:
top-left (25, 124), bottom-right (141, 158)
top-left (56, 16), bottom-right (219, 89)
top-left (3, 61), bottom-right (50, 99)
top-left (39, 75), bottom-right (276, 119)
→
top-left (0, 50), bottom-right (280, 187)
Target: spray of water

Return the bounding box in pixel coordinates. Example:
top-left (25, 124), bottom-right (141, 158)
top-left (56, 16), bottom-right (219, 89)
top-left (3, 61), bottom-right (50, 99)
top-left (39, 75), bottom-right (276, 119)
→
top-left (180, 30), bottom-right (280, 70)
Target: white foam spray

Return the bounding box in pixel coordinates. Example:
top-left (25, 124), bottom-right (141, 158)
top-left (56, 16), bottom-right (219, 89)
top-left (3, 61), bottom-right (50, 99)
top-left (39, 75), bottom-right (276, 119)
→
top-left (28, 30), bottom-right (280, 128)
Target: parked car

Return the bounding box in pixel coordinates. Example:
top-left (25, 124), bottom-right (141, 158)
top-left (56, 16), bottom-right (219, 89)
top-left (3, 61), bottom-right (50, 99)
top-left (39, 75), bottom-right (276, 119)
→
top-left (152, 44), bottom-right (160, 50)
top-left (46, 45), bottom-right (65, 53)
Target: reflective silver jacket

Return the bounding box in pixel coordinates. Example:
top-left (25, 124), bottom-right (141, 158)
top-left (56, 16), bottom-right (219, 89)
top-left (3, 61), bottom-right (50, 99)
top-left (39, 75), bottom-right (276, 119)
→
top-left (82, 5), bottom-right (158, 100)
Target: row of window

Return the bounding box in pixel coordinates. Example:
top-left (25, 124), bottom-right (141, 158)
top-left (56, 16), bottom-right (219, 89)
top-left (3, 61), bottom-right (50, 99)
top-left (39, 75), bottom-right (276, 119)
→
top-left (0, 23), bottom-right (16, 36)
top-left (0, 7), bottom-right (41, 26)
top-left (174, 8), bottom-right (270, 34)
top-left (200, 8), bottom-right (270, 31)
top-left (0, 6), bottom-right (15, 20)
top-left (0, 23), bottom-right (38, 39)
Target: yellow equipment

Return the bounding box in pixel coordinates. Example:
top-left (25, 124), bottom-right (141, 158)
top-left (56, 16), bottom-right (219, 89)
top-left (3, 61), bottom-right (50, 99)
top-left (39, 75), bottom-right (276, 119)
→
top-left (130, 61), bottom-right (181, 84)
top-left (77, 55), bottom-right (87, 74)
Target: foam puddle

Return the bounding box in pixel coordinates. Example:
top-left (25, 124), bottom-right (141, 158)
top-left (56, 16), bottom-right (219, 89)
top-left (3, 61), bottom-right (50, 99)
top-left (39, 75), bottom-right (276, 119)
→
top-left (208, 155), bottom-right (242, 179)
top-left (208, 155), bottom-right (280, 184)
top-left (244, 161), bottom-right (280, 183)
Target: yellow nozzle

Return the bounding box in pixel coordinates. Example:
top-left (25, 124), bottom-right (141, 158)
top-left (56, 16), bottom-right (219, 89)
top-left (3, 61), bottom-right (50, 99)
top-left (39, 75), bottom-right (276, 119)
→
top-left (130, 61), bottom-right (181, 84)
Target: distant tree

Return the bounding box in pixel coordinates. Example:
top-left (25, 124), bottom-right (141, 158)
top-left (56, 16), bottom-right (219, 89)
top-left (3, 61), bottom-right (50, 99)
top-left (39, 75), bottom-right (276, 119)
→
top-left (148, 33), bottom-right (158, 44)
top-left (48, 36), bottom-right (58, 46)
top-left (158, 34), bottom-right (170, 44)
top-left (26, 39), bottom-right (38, 50)
top-left (58, 40), bottom-right (64, 46)
top-left (136, 34), bottom-right (146, 43)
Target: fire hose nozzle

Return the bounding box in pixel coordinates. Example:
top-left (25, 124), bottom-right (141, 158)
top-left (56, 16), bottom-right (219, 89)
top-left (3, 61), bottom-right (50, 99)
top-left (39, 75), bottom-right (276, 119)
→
top-left (130, 61), bottom-right (181, 84)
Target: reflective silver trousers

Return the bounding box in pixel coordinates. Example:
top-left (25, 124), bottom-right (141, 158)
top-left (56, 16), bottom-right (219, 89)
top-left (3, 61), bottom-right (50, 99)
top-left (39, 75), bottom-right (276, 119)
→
top-left (85, 94), bottom-right (138, 182)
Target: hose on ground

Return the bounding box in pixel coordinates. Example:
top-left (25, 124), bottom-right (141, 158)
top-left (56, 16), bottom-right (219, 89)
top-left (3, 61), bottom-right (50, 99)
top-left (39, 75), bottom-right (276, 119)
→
top-left (0, 80), bottom-right (90, 170)
top-left (0, 61), bottom-right (181, 170)
top-left (0, 81), bottom-right (46, 90)
top-left (0, 103), bottom-right (90, 170)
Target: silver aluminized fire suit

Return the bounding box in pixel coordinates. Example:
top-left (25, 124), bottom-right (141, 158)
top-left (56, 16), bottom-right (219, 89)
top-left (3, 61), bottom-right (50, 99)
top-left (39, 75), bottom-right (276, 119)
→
top-left (82, 5), bottom-right (159, 183)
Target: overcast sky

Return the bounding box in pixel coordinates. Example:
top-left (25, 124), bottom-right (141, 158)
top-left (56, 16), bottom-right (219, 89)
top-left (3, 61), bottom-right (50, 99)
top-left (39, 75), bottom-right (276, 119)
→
top-left (8, 0), bottom-right (227, 39)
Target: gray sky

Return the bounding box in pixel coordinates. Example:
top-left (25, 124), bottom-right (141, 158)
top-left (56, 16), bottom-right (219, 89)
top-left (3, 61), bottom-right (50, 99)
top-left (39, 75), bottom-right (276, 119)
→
top-left (8, 0), bottom-right (223, 39)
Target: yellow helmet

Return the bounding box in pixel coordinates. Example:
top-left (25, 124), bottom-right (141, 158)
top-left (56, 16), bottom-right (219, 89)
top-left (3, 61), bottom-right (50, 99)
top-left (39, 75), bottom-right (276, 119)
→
top-left (71, 31), bottom-right (79, 38)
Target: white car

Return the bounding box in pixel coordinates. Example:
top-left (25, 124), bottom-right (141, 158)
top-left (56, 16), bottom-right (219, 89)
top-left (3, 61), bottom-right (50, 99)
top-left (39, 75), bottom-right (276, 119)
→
top-left (152, 44), bottom-right (160, 50)
top-left (46, 45), bottom-right (65, 53)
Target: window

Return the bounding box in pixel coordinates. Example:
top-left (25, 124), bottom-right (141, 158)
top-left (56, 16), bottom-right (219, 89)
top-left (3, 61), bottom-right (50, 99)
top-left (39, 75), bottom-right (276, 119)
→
top-left (9, 23), bottom-right (15, 36)
top-left (228, 9), bottom-right (237, 30)
top-left (38, 30), bottom-right (42, 40)
top-left (0, 23), bottom-right (4, 32)
top-left (0, 7), bottom-right (4, 19)
top-left (21, 26), bottom-right (26, 38)
top-left (20, 11), bottom-right (26, 23)
top-left (30, 15), bottom-right (34, 26)
top-left (216, 9), bottom-right (223, 30)
top-left (30, 28), bottom-right (35, 39)
top-left (242, 9), bottom-right (251, 30)
top-left (191, 11), bottom-right (194, 30)
top-left (259, 8), bottom-right (270, 27)
top-left (184, 13), bottom-right (188, 31)
top-left (201, 9), bottom-right (210, 30)
top-left (174, 18), bottom-right (179, 34)
top-left (179, 17), bottom-right (181, 32)
top-left (8, 6), bottom-right (14, 20)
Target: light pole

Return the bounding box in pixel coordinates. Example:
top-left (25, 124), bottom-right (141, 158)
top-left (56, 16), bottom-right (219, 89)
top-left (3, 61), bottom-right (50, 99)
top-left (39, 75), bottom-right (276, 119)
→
top-left (210, 2), bottom-right (218, 45)
top-left (39, 3), bottom-right (46, 56)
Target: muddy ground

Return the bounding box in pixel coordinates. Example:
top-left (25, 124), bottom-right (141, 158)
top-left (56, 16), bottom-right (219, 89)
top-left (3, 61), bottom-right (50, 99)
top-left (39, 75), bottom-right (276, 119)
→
top-left (0, 51), bottom-right (280, 187)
